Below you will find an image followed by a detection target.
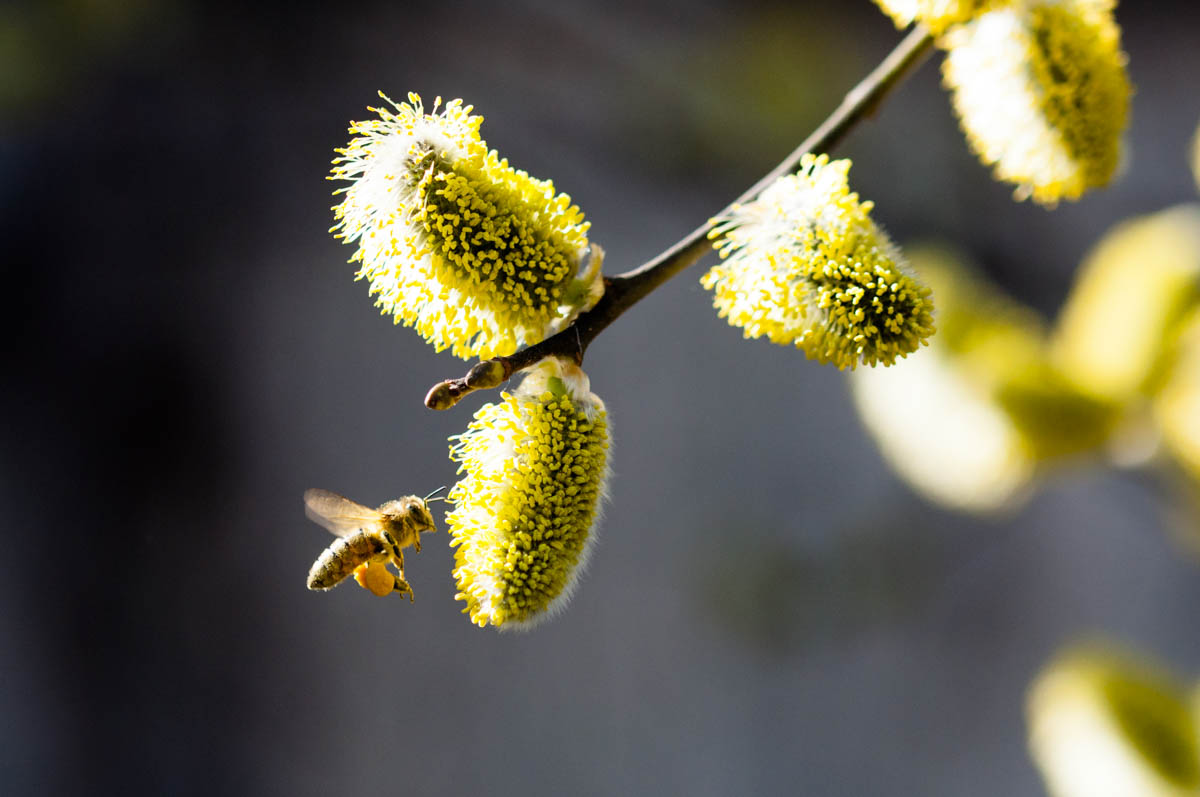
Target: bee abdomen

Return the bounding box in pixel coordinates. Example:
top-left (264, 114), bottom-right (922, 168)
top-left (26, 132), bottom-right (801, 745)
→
top-left (307, 532), bottom-right (383, 591)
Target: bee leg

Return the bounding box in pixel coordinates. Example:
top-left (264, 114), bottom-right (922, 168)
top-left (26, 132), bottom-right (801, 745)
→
top-left (392, 574), bottom-right (414, 603)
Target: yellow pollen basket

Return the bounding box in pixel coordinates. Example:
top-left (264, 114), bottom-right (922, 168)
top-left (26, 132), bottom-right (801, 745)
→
top-left (353, 561), bottom-right (395, 597)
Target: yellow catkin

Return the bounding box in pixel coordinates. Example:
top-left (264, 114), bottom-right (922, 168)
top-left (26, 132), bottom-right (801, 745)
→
top-left (850, 245), bottom-right (1116, 512)
top-left (1028, 644), bottom-right (1200, 797)
top-left (703, 154), bottom-right (934, 370)
top-left (331, 93), bottom-right (603, 359)
top-left (1154, 309), bottom-right (1200, 481)
top-left (1052, 205), bottom-right (1200, 404)
top-left (941, 0), bottom-right (1131, 205)
top-left (446, 359), bottom-right (610, 629)
top-left (872, 0), bottom-right (1006, 34)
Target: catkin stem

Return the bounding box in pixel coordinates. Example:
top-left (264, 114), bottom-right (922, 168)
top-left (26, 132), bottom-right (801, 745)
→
top-left (427, 25), bottom-right (936, 409)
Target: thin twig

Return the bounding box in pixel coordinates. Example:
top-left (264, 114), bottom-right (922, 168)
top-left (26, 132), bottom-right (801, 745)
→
top-left (425, 25), bottom-right (936, 410)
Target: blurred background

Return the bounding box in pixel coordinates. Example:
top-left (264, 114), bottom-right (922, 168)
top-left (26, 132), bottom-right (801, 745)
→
top-left (4, 0), bottom-right (1200, 794)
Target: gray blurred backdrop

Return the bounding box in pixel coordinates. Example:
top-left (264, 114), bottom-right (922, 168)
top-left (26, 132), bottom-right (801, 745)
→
top-left (4, 1), bottom-right (1200, 795)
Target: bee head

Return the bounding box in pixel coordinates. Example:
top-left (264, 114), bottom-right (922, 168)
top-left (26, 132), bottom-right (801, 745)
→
top-left (412, 498), bottom-right (437, 534)
top-left (399, 493), bottom-right (439, 534)
top-left (415, 486), bottom-right (447, 534)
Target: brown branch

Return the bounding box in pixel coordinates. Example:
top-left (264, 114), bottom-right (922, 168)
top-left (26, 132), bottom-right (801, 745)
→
top-left (425, 25), bottom-right (936, 410)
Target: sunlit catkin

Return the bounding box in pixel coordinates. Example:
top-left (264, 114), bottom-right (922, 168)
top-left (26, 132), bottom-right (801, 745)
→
top-left (1052, 205), bottom-right (1200, 404)
top-left (447, 358), bottom-right (610, 629)
top-left (850, 248), bottom-right (1036, 510)
top-left (872, 0), bottom-right (1006, 33)
top-left (1154, 309), bottom-right (1200, 482)
top-left (851, 246), bottom-right (1115, 512)
top-left (331, 93), bottom-right (604, 359)
top-left (1028, 644), bottom-right (1200, 797)
top-left (941, 0), bottom-right (1131, 205)
top-left (703, 154), bottom-right (935, 370)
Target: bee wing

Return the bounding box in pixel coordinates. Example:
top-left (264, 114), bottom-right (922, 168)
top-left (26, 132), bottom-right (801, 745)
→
top-left (304, 488), bottom-right (382, 537)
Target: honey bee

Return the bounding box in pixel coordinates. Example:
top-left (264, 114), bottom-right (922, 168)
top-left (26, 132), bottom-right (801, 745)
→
top-left (304, 488), bottom-right (441, 601)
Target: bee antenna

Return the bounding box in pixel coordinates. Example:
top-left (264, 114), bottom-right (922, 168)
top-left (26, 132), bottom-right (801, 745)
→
top-left (423, 485), bottom-right (448, 502)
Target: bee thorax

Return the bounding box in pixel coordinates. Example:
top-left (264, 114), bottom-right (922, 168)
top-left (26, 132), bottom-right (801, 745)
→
top-left (379, 496), bottom-right (438, 544)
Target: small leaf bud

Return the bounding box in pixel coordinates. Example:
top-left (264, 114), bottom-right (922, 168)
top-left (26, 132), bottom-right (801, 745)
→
top-left (465, 359), bottom-right (508, 390)
top-left (425, 381), bottom-right (457, 411)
